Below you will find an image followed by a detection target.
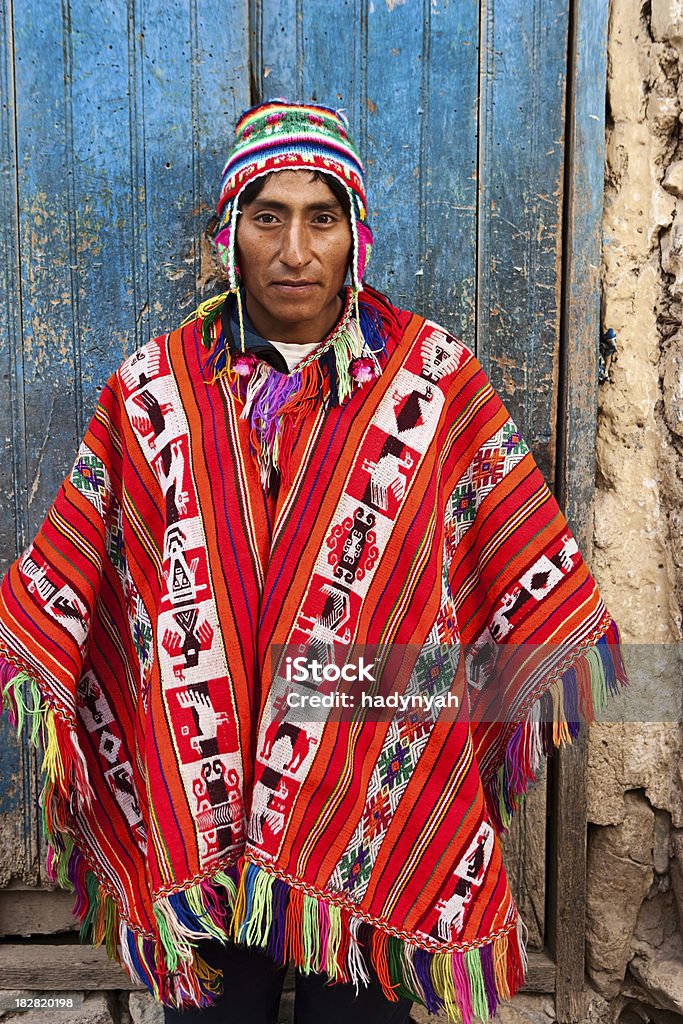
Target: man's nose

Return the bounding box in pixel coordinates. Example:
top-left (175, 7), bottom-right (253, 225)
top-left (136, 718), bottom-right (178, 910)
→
top-left (280, 221), bottom-right (310, 267)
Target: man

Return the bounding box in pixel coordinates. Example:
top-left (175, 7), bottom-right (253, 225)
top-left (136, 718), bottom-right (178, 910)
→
top-left (0, 101), bottom-right (627, 1024)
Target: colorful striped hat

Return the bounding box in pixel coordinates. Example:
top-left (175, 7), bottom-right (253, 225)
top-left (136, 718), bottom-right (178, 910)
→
top-left (213, 100), bottom-right (373, 294)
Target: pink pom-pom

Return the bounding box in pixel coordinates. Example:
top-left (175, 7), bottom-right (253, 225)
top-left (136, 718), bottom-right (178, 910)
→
top-left (233, 353), bottom-right (258, 377)
top-left (350, 357), bottom-right (377, 384)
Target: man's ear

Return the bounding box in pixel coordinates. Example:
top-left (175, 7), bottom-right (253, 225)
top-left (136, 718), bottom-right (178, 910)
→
top-left (200, 214), bottom-right (228, 287)
top-left (204, 213), bottom-right (219, 242)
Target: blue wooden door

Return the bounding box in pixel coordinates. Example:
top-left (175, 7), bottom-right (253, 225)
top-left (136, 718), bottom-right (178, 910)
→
top-left (0, 0), bottom-right (607, 996)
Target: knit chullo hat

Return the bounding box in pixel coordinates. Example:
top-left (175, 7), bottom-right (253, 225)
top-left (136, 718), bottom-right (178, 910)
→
top-left (213, 99), bottom-right (373, 293)
top-left (196, 99), bottom-right (390, 496)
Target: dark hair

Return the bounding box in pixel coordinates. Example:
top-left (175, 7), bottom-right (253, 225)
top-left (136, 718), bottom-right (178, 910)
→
top-left (238, 170), bottom-right (352, 220)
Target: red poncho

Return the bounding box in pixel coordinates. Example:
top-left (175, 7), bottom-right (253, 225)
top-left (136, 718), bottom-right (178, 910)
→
top-left (0, 289), bottom-right (627, 1022)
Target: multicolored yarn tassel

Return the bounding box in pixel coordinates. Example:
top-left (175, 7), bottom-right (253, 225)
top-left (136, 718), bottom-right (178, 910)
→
top-left (229, 858), bottom-right (527, 1024)
top-left (0, 616), bottom-right (627, 1018)
top-left (0, 651), bottom-right (243, 1010)
top-left (0, 656), bottom-right (92, 812)
top-left (484, 618), bottom-right (629, 832)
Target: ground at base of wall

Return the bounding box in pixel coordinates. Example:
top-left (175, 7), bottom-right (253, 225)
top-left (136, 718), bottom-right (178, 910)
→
top-left (410, 992), bottom-right (557, 1023)
top-left (0, 987), bottom-right (680, 1024)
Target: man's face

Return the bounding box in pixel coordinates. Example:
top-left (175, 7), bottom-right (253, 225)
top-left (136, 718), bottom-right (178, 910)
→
top-left (235, 170), bottom-right (353, 345)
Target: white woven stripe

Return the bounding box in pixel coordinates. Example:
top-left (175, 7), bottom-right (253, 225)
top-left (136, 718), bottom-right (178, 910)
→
top-left (220, 133), bottom-right (364, 182)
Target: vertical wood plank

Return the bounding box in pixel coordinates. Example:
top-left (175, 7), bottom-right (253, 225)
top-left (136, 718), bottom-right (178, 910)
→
top-left (0, 0), bottom-right (26, 573)
top-left (13, 2), bottom-right (81, 532)
top-left (65, 0), bottom-right (139, 419)
top-left (551, 0), bottom-right (609, 1020)
top-left (556, 0), bottom-right (608, 541)
top-left (363, 1), bottom-right (424, 310)
top-left (420, 0), bottom-right (479, 346)
top-left (0, 5), bottom-right (15, 857)
top-left (133, 0), bottom-right (199, 331)
top-left (254, 0), bottom-right (299, 101)
top-left (0, 0), bottom-right (49, 887)
top-left (500, 764), bottom-right (547, 950)
top-left (193, 0), bottom-right (250, 287)
top-left (547, 739), bottom-right (587, 1021)
top-left (132, 0), bottom-right (250, 338)
top-left (298, 0), bottom-right (363, 120)
top-left (476, 0), bottom-right (570, 487)
top-left (0, 0), bottom-right (24, 879)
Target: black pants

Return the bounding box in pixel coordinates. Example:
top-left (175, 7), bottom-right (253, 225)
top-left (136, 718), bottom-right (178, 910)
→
top-left (163, 939), bottom-right (414, 1024)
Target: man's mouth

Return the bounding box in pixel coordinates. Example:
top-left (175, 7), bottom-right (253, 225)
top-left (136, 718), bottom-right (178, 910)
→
top-left (271, 280), bottom-right (318, 290)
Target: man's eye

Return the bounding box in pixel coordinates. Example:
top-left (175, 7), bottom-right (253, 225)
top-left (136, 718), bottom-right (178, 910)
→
top-left (255, 213), bottom-right (278, 224)
top-left (315, 214), bottom-right (335, 225)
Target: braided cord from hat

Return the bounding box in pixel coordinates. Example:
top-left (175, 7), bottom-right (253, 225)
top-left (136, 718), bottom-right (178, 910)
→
top-left (181, 283), bottom-right (393, 495)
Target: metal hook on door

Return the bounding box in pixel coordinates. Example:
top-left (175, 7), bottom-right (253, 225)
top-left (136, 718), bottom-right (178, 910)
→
top-left (599, 327), bottom-right (617, 383)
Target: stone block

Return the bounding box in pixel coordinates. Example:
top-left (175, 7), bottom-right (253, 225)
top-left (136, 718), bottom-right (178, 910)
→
top-left (670, 830), bottom-right (683, 928)
top-left (629, 931), bottom-right (683, 1014)
top-left (646, 92), bottom-right (680, 133)
top-left (618, 999), bottom-right (683, 1024)
top-left (0, 993), bottom-right (114, 1024)
top-left (653, 809), bottom-right (672, 875)
top-left (662, 339), bottom-right (683, 437)
top-left (128, 992), bottom-right (164, 1024)
top-left (662, 159), bottom-right (683, 197)
top-left (588, 725), bottom-right (683, 830)
top-left (584, 987), bottom-right (614, 1024)
top-left (635, 885), bottom-right (680, 948)
top-left (0, 994), bottom-right (26, 1021)
top-left (651, 0), bottom-right (683, 45)
top-left (585, 792), bottom-right (654, 997)
top-left (486, 993), bottom-right (555, 1024)
top-left (659, 218), bottom-right (683, 283)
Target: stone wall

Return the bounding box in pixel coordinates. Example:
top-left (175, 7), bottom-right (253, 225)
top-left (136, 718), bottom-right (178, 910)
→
top-left (585, 0), bottom-right (683, 1021)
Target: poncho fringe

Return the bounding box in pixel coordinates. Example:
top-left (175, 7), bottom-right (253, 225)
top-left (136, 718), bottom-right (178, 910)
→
top-left (1, 618), bottom-right (627, 1022)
